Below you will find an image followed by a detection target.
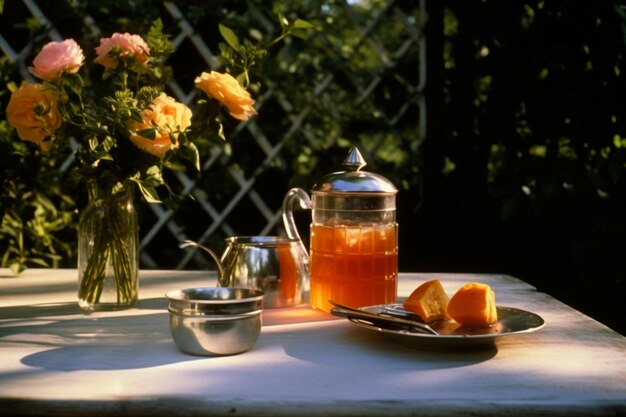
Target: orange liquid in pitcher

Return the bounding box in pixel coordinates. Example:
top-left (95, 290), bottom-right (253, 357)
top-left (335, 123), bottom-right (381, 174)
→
top-left (309, 224), bottom-right (398, 312)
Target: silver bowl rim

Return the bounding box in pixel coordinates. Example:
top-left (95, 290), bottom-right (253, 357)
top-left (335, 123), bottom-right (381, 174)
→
top-left (167, 308), bottom-right (262, 320)
top-left (165, 287), bottom-right (265, 304)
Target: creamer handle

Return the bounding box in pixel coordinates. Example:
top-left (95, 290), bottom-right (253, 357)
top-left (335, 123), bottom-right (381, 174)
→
top-left (282, 187), bottom-right (311, 261)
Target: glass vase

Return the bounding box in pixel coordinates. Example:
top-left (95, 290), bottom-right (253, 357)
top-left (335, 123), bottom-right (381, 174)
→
top-left (77, 183), bottom-right (139, 310)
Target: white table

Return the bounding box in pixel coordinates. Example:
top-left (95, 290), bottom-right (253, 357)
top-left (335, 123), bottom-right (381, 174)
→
top-left (1, 269), bottom-right (625, 416)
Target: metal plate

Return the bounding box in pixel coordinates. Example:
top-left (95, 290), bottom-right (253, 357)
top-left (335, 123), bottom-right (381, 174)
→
top-left (347, 304), bottom-right (545, 351)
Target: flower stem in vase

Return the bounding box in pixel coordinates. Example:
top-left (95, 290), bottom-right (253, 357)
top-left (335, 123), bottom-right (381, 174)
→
top-left (77, 185), bottom-right (138, 310)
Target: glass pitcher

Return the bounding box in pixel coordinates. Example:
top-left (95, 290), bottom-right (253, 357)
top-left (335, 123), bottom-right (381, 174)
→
top-left (283, 147), bottom-right (398, 312)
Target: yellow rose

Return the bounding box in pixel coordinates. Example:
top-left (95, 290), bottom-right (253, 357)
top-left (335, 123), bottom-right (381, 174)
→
top-left (128, 93), bottom-right (192, 158)
top-left (6, 81), bottom-right (61, 152)
top-left (194, 71), bottom-right (257, 121)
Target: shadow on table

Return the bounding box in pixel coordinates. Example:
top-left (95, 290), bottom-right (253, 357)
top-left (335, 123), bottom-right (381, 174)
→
top-left (0, 302), bottom-right (84, 319)
top-left (260, 323), bottom-right (497, 370)
top-left (0, 297), bottom-right (169, 320)
top-left (0, 301), bottom-right (204, 371)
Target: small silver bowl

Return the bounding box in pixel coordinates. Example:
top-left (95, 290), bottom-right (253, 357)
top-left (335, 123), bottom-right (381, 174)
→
top-left (166, 287), bottom-right (264, 356)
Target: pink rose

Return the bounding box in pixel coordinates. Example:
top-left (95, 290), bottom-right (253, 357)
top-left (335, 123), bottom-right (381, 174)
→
top-left (29, 39), bottom-right (84, 81)
top-left (94, 33), bottom-right (150, 69)
top-left (195, 71), bottom-right (257, 121)
top-left (128, 93), bottom-right (192, 158)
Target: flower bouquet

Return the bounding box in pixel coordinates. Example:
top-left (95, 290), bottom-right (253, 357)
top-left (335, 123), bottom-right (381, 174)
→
top-left (5, 21), bottom-right (258, 310)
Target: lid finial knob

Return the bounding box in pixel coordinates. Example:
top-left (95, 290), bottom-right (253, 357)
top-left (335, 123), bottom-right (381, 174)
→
top-left (342, 147), bottom-right (367, 172)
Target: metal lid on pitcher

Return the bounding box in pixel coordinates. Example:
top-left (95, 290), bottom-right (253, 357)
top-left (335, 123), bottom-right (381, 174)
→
top-left (311, 147), bottom-right (397, 195)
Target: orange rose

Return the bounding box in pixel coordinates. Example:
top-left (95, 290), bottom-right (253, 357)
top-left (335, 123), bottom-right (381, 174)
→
top-left (194, 71), bottom-right (257, 121)
top-left (29, 39), bottom-right (84, 81)
top-left (94, 33), bottom-right (150, 69)
top-left (6, 81), bottom-right (61, 152)
top-left (128, 93), bottom-right (192, 158)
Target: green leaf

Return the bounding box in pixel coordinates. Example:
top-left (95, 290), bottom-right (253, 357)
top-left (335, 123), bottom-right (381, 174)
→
top-left (146, 18), bottom-right (173, 57)
top-left (291, 29), bottom-right (311, 40)
top-left (168, 130), bottom-right (177, 144)
top-left (28, 257), bottom-right (50, 267)
top-left (131, 179), bottom-right (161, 203)
top-left (145, 165), bottom-right (164, 183)
top-left (137, 128), bottom-right (157, 140)
top-left (182, 142), bottom-right (201, 171)
top-left (130, 109), bottom-right (143, 123)
top-left (63, 72), bottom-right (84, 96)
top-left (219, 24), bottom-right (240, 50)
top-left (219, 43), bottom-right (233, 60)
top-left (293, 19), bottom-right (314, 29)
top-left (236, 71), bottom-right (248, 86)
top-left (9, 262), bottom-right (26, 275)
top-left (111, 181), bottom-right (126, 195)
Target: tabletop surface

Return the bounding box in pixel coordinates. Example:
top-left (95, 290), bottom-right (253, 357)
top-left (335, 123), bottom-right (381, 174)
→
top-left (1, 269), bottom-right (625, 417)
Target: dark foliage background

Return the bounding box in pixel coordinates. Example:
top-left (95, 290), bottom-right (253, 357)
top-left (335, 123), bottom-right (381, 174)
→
top-left (415, 1), bottom-right (626, 336)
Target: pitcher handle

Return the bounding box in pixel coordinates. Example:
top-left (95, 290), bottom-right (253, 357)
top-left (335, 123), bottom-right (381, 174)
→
top-left (282, 187), bottom-right (312, 261)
